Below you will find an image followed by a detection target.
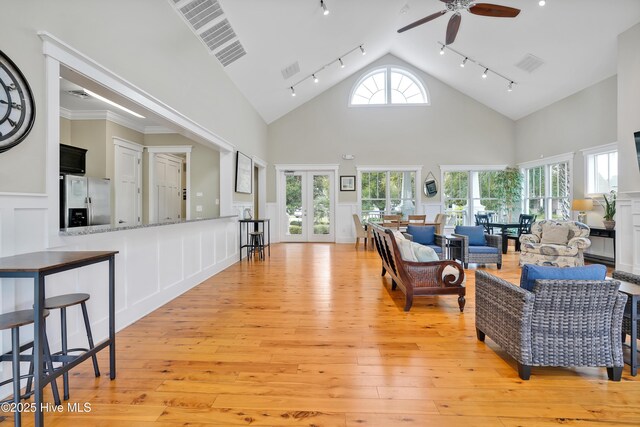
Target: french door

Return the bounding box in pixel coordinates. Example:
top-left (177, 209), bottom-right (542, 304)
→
top-left (281, 170), bottom-right (335, 242)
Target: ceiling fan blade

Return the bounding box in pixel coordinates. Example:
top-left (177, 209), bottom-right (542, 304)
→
top-left (469, 3), bottom-right (521, 18)
top-left (445, 13), bottom-right (461, 45)
top-left (397, 10), bottom-right (447, 33)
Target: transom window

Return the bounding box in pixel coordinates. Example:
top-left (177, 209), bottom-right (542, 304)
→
top-left (350, 66), bottom-right (429, 106)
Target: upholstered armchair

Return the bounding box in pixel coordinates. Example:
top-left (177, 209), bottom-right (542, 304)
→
top-left (475, 270), bottom-right (627, 381)
top-left (519, 220), bottom-right (591, 267)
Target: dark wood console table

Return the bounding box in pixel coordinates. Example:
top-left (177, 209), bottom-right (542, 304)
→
top-left (584, 227), bottom-right (615, 265)
top-left (0, 251), bottom-right (118, 427)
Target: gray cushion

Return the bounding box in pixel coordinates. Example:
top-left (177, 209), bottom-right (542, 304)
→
top-left (540, 223), bottom-right (570, 245)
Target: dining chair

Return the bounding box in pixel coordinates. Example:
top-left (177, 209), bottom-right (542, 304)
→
top-left (382, 214), bottom-right (401, 229)
top-left (407, 214), bottom-right (426, 225)
top-left (507, 214), bottom-right (536, 251)
top-left (475, 214), bottom-right (492, 234)
top-left (352, 214), bottom-right (368, 250)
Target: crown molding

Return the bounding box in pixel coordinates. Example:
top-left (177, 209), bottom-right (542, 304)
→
top-left (59, 108), bottom-right (174, 135)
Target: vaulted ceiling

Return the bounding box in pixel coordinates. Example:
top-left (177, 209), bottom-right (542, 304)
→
top-left (207, 0), bottom-right (640, 124)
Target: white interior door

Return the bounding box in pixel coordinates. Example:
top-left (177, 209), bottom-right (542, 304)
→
top-left (155, 154), bottom-right (181, 222)
top-left (114, 139), bottom-right (142, 226)
top-left (282, 170), bottom-right (334, 242)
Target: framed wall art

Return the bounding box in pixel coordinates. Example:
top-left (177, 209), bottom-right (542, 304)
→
top-left (340, 175), bottom-right (356, 191)
top-left (235, 151), bottom-right (252, 194)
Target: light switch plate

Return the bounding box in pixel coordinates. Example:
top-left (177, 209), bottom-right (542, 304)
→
top-left (196, 205), bottom-right (203, 212)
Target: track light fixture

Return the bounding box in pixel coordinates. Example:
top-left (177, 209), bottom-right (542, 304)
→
top-left (438, 42), bottom-right (516, 93)
top-left (287, 44), bottom-right (366, 98)
top-left (321, 0), bottom-right (329, 16)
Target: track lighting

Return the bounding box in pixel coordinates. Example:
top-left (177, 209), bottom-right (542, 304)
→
top-left (437, 42), bottom-right (515, 94)
top-left (288, 44), bottom-right (365, 98)
top-left (321, 0), bottom-right (329, 16)
top-left (538, 0), bottom-right (546, 6)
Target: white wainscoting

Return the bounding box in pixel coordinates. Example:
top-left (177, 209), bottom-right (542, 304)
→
top-left (617, 194), bottom-right (638, 273)
top-left (266, 202), bottom-right (279, 243)
top-left (0, 191), bottom-right (238, 397)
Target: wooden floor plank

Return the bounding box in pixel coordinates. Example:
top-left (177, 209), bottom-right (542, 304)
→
top-left (9, 243), bottom-right (638, 426)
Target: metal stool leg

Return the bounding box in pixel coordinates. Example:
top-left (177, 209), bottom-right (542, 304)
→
top-left (81, 302), bottom-right (100, 377)
top-left (43, 329), bottom-right (62, 406)
top-left (11, 327), bottom-right (22, 427)
top-left (60, 307), bottom-right (69, 400)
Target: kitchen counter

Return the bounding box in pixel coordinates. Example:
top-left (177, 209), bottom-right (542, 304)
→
top-left (59, 215), bottom-right (237, 236)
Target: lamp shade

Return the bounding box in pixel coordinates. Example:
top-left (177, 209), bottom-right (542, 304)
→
top-left (572, 199), bottom-right (594, 211)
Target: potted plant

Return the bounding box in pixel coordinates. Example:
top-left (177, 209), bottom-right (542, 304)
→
top-left (495, 167), bottom-right (524, 222)
top-left (602, 191), bottom-right (616, 230)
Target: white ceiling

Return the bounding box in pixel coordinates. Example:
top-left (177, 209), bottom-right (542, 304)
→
top-left (215, 0), bottom-right (640, 124)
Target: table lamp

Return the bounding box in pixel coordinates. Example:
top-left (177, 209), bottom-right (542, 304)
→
top-left (572, 199), bottom-right (593, 224)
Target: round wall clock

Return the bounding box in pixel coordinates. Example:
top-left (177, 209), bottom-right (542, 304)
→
top-left (0, 50), bottom-right (35, 153)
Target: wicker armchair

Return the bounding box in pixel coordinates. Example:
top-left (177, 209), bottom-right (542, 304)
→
top-left (612, 270), bottom-right (640, 343)
top-left (451, 227), bottom-right (502, 269)
top-left (475, 270), bottom-right (627, 381)
top-left (519, 220), bottom-right (591, 267)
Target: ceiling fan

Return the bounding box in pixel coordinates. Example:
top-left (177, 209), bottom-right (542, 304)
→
top-left (397, 0), bottom-right (520, 45)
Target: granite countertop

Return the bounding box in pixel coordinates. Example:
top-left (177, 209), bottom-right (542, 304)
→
top-left (60, 215), bottom-right (237, 236)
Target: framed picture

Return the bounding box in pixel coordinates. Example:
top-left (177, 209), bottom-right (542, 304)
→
top-left (340, 175), bottom-right (356, 191)
top-left (235, 151), bottom-right (252, 194)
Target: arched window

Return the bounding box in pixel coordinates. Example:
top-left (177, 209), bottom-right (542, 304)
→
top-left (350, 66), bottom-right (429, 106)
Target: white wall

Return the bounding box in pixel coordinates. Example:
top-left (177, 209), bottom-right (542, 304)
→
top-left (616, 22), bottom-right (640, 273)
top-left (0, 0), bottom-right (268, 193)
top-left (267, 54), bottom-right (516, 205)
top-left (515, 76), bottom-right (618, 203)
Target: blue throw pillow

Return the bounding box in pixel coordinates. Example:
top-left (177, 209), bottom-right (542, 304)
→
top-left (407, 225), bottom-right (435, 246)
top-left (454, 226), bottom-right (486, 246)
top-left (520, 264), bottom-right (607, 292)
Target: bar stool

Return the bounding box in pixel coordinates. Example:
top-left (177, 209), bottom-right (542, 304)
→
top-left (248, 231), bottom-right (264, 260)
top-left (0, 309), bottom-right (61, 427)
top-left (41, 293), bottom-right (100, 400)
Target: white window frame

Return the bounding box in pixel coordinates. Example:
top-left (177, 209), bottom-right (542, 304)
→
top-left (440, 165), bottom-right (507, 225)
top-left (581, 142), bottom-right (618, 197)
top-left (357, 166), bottom-right (422, 218)
top-left (349, 65), bottom-right (430, 107)
top-left (519, 152), bottom-right (574, 220)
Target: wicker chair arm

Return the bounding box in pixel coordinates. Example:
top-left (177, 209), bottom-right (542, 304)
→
top-left (519, 234), bottom-right (540, 244)
top-left (475, 271), bottom-right (535, 364)
top-left (404, 260), bottom-right (464, 288)
top-left (485, 234), bottom-right (502, 248)
top-left (568, 236), bottom-right (592, 250)
top-left (613, 270), bottom-right (640, 284)
top-left (402, 232), bottom-right (413, 241)
top-left (611, 292), bottom-right (628, 367)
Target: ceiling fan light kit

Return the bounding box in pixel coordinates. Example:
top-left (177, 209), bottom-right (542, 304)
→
top-left (398, 0), bottom-right (520, 45)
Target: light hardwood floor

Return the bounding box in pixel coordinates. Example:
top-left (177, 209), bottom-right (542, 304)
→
top-left (8, 243), bottom-right (640, 426)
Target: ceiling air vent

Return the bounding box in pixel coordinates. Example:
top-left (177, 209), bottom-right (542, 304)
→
top-left (170, 0), bottom-right (247, 67)
top-left (215, 41), bottom-right (246, 67)
top-left (67, 90), bottom-right (90, 99)
top-left (515, 54), bottom-right (545, 74)
top-left (281, 62), bottom-right (300, 80)
top-left (180, 0), bottom-right (223, 30)
top-left (200, 19), bottom-right (236, 51)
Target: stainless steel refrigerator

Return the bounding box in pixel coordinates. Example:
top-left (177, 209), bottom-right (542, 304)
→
top-left (60, 174), bottom-right (111, 228)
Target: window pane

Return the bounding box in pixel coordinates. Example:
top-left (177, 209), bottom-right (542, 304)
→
top-left (390, 69), bottom-right (427, 105)
top-left (351, 70), bottom-right (386, 105)
top-left (528, 198), bottom-right (545, 218)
